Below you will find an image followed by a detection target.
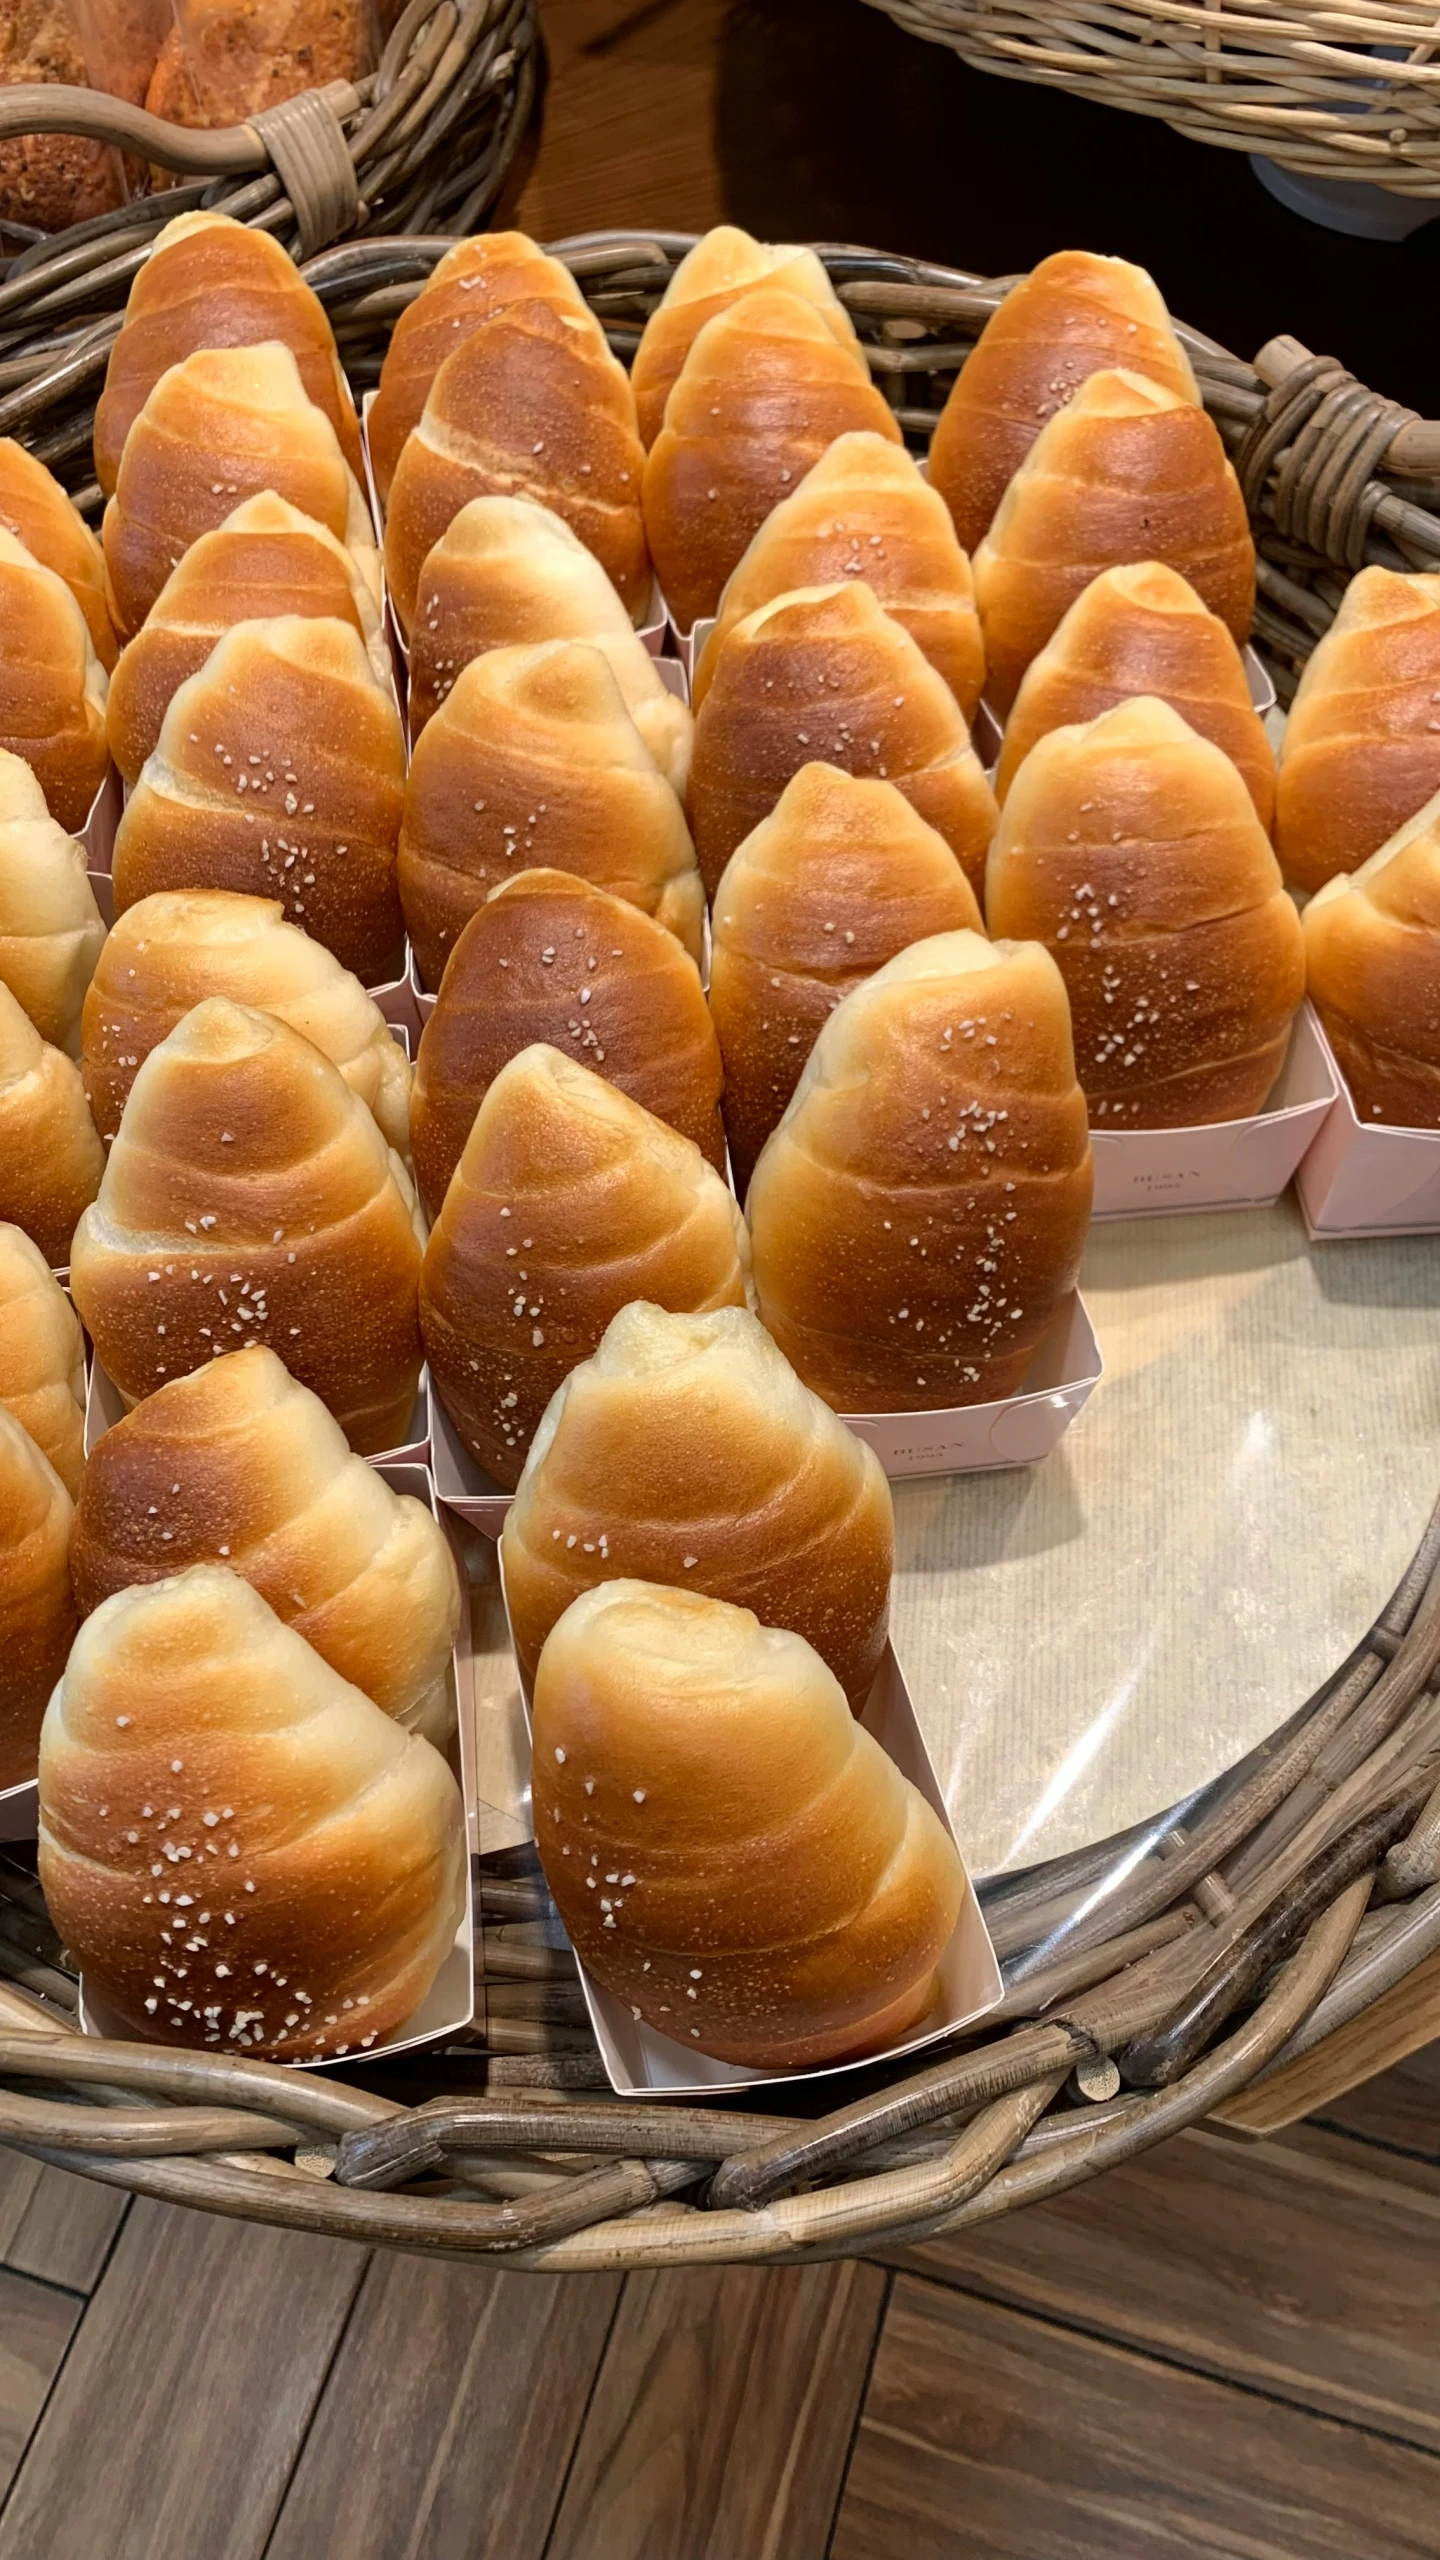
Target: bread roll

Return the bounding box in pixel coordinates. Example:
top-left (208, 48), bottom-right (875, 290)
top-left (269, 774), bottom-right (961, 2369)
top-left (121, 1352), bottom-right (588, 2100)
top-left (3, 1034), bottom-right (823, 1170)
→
top-left (996, 560), bottom-right (1274, 828)
top-left (748, 933), bottom-right (1092, 1410)
top-left (686, 582), bottom-right (998, 902)
top-left (411, 870), bottom-right (725, 1218)
top-left (144, 4), bottom-right (377, 175)
top-left (422, 1047), bottom-right (750, 1487)
top-left (973, 369), bottom-right (1255, 718)
top-left (70, 998), bottom-right (424, 1455)
top-left (0, 980), bottom-right (104, 1267)
top-left (81, 889), bottom-right (410, 1153)
top-left (0, 1402), bottom-right (74, 1792)
top-left (0, 3), bottom-right (132, 233)
top-left (113, 616), bottom-right (405, 990)
top-left (93, 210), bottom-right (362, 500)
top-left (987, 698), bottom-right (1304, 1127)
top-left (106, 492), bottom-right (389, 787)
top-left (0, 1225), bottom-right (85, 1498)
top-left (642, 290), bottom-right (901, 633)
top-left (711, 763), bottom-right (983, 1191)
top-left (399, 639), bottom-right (703, 993)
top-left (928, 251), bottom-right (1200, 555)
top-left (1303, 795), bottom-right (1440, 1125)
top-left (0, 437), bottom-right (114, 671)
top-left (0, 750), bottom-right (105, 1056)
top-left (693, 432), bottom-right (984, 720)
top-left (39, 1565), bottom-right (465, 2059)
top-left (408, 496), bottom-right (691, 788)
top-left (102, 342), bottom-right (377, 643)
top-left (630, 226), bottom-right (861, 449)
top-left (1276, 567), bottom-right (1440, 896)
top-left (72, 1345), bottom-right (460, 1740)
top-left (532, 1582), bottom-right (961, 2069)
top-left (384, 299), bottom-right (649, 639)
top-left (0, 528), bottom-right (109, 834)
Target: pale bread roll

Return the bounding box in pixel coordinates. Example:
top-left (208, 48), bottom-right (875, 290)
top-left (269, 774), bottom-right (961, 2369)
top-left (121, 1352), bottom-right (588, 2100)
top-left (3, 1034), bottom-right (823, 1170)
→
top-left (0, 1401), bottom-right (75, 1791)
top-left (0, 528), bottom-right (109, 834)
top-left (1303, 794), bottom-right (1440, 1125)
top-left (1276, 567), bottom-right (1440, 897)
top-left (532, 1581), bottom-right (961, 2069)
top-left (987, 697), bottom-right (1304, 1127)
top-left (748, 932), bottom-right (1093, 1411)
top-left (0, 750), bottom-right (106, 1056)
top-left (0, 979), bottom-right (104, 1267)
top-left (0, 437), bottom-right (114, 669)
top-left (630, 226), bottom-right (861, 447)
top-left (422, 1047), bottom-right (750, 1487)
top-left (39, 1564), bottom-right (465, 2059)
top-left (0, 1226), bottom-right (85, 1497)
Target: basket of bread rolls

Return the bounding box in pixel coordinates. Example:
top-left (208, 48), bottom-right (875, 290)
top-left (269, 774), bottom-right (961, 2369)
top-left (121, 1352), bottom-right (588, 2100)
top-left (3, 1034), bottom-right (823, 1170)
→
top-left (0, 218), bottom-right (1431, 2267)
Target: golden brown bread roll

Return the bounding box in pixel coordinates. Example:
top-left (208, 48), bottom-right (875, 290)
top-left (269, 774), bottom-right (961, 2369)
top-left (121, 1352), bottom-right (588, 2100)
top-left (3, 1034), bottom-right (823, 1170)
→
top-left (384, 299), bottom-right (650, 640)
top-left (1303, 796), bottom-right (1440, 1126)
top-left (411, 869), bottom-right (725, 1217)
top-left (0, 1400), bottom-right (75, 1792)
top-left (0, 979), bottom-right (104, 1267)
top-left (72, 1345), bottom-right (460, 1740)
top-left (692, 432), bottom-right (984, 720)
top-left (748, 932), bottom-right (1093, 1411)
top-left (81, 888), bottom-right (410, 1153)
top-left (0, 528), bottom-right (109, 834)
top-left (0, 1225), bottom-right (85, 1498)
top-left (70, 998), bottom-right (424, 1455)
top-left (928, 250), bottom-right (1199, 556)
top-left (641, 290), bottom-right (901, 633)
top-left (112, 616), bottom-right (405, 990)
top-left (1275, 568), bottom-right (1440, 897)
top-left (987, 698), bottom-right (1304, 1127)
top-left (532, 1581), bottom-right (962, 2068)
top-left (38, 1564), bottom-right (465, 2059)
top-left (686, 582), bottom-right (998, 903)
top-left (973, 369), bottom-right (1255, 718)
top-left (710, 763), bottom-right (983, 1192)
top-left (399, 639), bottom-right (703, 993)
top-left (422, 1046), bottom-right (750, 1488)
top-left (630, 225), bottom-right (861, 449)
top-left (143, 5), bottom-right (377, 172)
top-left (995, 560), bottom-right (1274, 828)
top-left (0, 437), bottom-right (114, 671)
top-left (0, 750), bottom-right (106, 1057)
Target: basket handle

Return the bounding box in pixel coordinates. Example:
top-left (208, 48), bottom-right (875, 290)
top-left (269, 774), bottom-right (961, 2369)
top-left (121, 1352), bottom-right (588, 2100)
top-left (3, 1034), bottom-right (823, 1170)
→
top-left (1256, 333), bottom-right (1440, 479)
top-left (0, 76), bottom-right (362, 177)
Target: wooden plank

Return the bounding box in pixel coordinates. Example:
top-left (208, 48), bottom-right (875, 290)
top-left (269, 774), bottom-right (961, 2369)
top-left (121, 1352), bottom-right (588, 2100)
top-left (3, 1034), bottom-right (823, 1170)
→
top-left (1213, 1944), bottom-right (1440, 2136)
top-left (266, 2259), bottom-right (621, 2560)
top-left (546, 2258), bottom-right (887, 2560)
top-left (0, 2154), bottom-right (126, 2295)
top-left (0, 2267), bottom-right (80, 2506)
top-left (514, 0), bottom-right (725, 242)
top-left (1307, 2038), bottom-right (1440, 2158)
top-left (833, 2276), bottom-right (1440, 2560)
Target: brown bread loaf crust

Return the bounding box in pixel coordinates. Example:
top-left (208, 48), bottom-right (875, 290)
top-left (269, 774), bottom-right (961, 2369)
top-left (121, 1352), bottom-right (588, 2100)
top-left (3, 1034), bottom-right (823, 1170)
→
top-left (1276, 568), bottom-right (1440, 897)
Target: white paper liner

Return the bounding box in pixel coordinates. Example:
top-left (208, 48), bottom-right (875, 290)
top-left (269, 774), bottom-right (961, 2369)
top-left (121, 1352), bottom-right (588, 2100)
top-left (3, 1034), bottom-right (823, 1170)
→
top-left (841, 1290), bottom-right (1102, 1479)
top-left (85, 1355), bottom-right (432, 1471)
top-left (1295, 1007), bottom-right (1440, 1238)
top-left (1088, 1008), bottom-right (1336, 1220)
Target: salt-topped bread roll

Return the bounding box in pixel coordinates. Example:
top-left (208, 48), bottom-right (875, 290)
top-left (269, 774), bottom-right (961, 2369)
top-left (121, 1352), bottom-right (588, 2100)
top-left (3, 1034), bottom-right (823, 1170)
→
top-left (82, 889), bottom-right (410, 1152)
top-left (411, 870), bottom-right (725, 1216)
top-left (73, 1346), bottom-right (459, 1740)
top-left (0, 1403), bottom-right (75, 1791)
top-left (687, 583), bottom-right (998, 901)
top-left (384, 300), bottom-right (650, 639)
top-left (70, 999), bottom-right (424, 1454)
top-left (39, 1565), bottom-right (465, 2059)
top-left (532, 1581), bottom-right (961, 2068)
top-left (408, 497), bottom-right (692, 787)
top-left (0, 529), bottom-right (109, 833)
top-left (711, 764), bottom-right (983, 1191)
top-left (399, 639), bottom-right (703, 992)
top-left (630, 225), bottom-right (861, 447)
top-left (1303, 794), bottom-right (1440, 1125)
top-left (642, 290), bottom-right (900, 633)
top-left (505, 1300), bottom-right (893, 1705)
top-left (113, 616), bottom-right (406, 990)
top-left (0, 751), bottom-right (105, 1056)
top-left (928, 250), bottom-right (1199, 555)
top-left (996, 561), bottom-right (1274, 827)
top-left (422, 1047), bottom-right (750, 1486)
top-left (93, 210), bottom-right (362, 498)
top-left (0, 981), bottom-right (104, 1267)
top-left (973, 369), bottom-right (1255, 717)
top-left (0, 438), bottom-right (114, 670)
top-left (749, 933), bottom-right (1093, 1410)
top-left (693, 433), bottom-right (984, 719)
top-left (0, 1226), bottom-right (85, 1497)
top-left (1276, 568), bottom-right (1440, 896)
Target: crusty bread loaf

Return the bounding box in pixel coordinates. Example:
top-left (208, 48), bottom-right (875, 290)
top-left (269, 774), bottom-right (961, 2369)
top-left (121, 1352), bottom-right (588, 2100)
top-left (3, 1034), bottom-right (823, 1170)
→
top-left (988, 697), bottom-right (1304, 1127)
top-left (711, 763), bottom-right (983, 1191)
top-left (0, 438), bottom-right (114, 670)
top-left (113, 616), bottom-right (405, 989)
top-left (39, 1564), bottom-right (465, 2059)
top-left (143, 3), bottom-right (376, 169)
top-left (532, 1581), bottom-right (961, 2068)
top-left (1303, 794), bottom-right (1440, 1126)
top-left (422, 1047), bottom-right (751, 1487)
top-left (72, 1344), bottom-right (460, 1740)
top-left (928, 250), bottom-right (1199, 555)
top-left (748, 932), bottom-right (1093, 1410)
top-left (642, 290), bottom-right (901, 633)
top-left (692, 433), bottom-right (984, 720)
top-left (630, 226), bottom-right (862, 449)
top-left (0, 528), bottom-right (109, 834)
top-left (70, 998), bottom-right (424, 1454)
top-left (0, 978), bottom-right (104, 1267)
top-left (384, 299), bottom-right (650, 640)
top-left (1276, 567), bottom-right (1440, 897)
top-left (973, 369), bottom-right (1255, 718)
top-left (0, 750), bottom-right (105, 1057)
top-left (407, 496), bottom-right (691, 788)
top-left (0, 1225), bottom-right (84, 1497)
top-left (686, 582), bottom-right (998, 902)
top-left (410, 869), bottom-right (725, 1217)
top-left (996, 560), bottom-right (1274, 827)
top-left (0, 1400), bottom-right (74, 1792)
top-left (82, 888), bottom-right (410, 1152)
top-left (0, 1), bottom-right (141, 234)
top-left (399, 639), bottom-right (703, 992)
